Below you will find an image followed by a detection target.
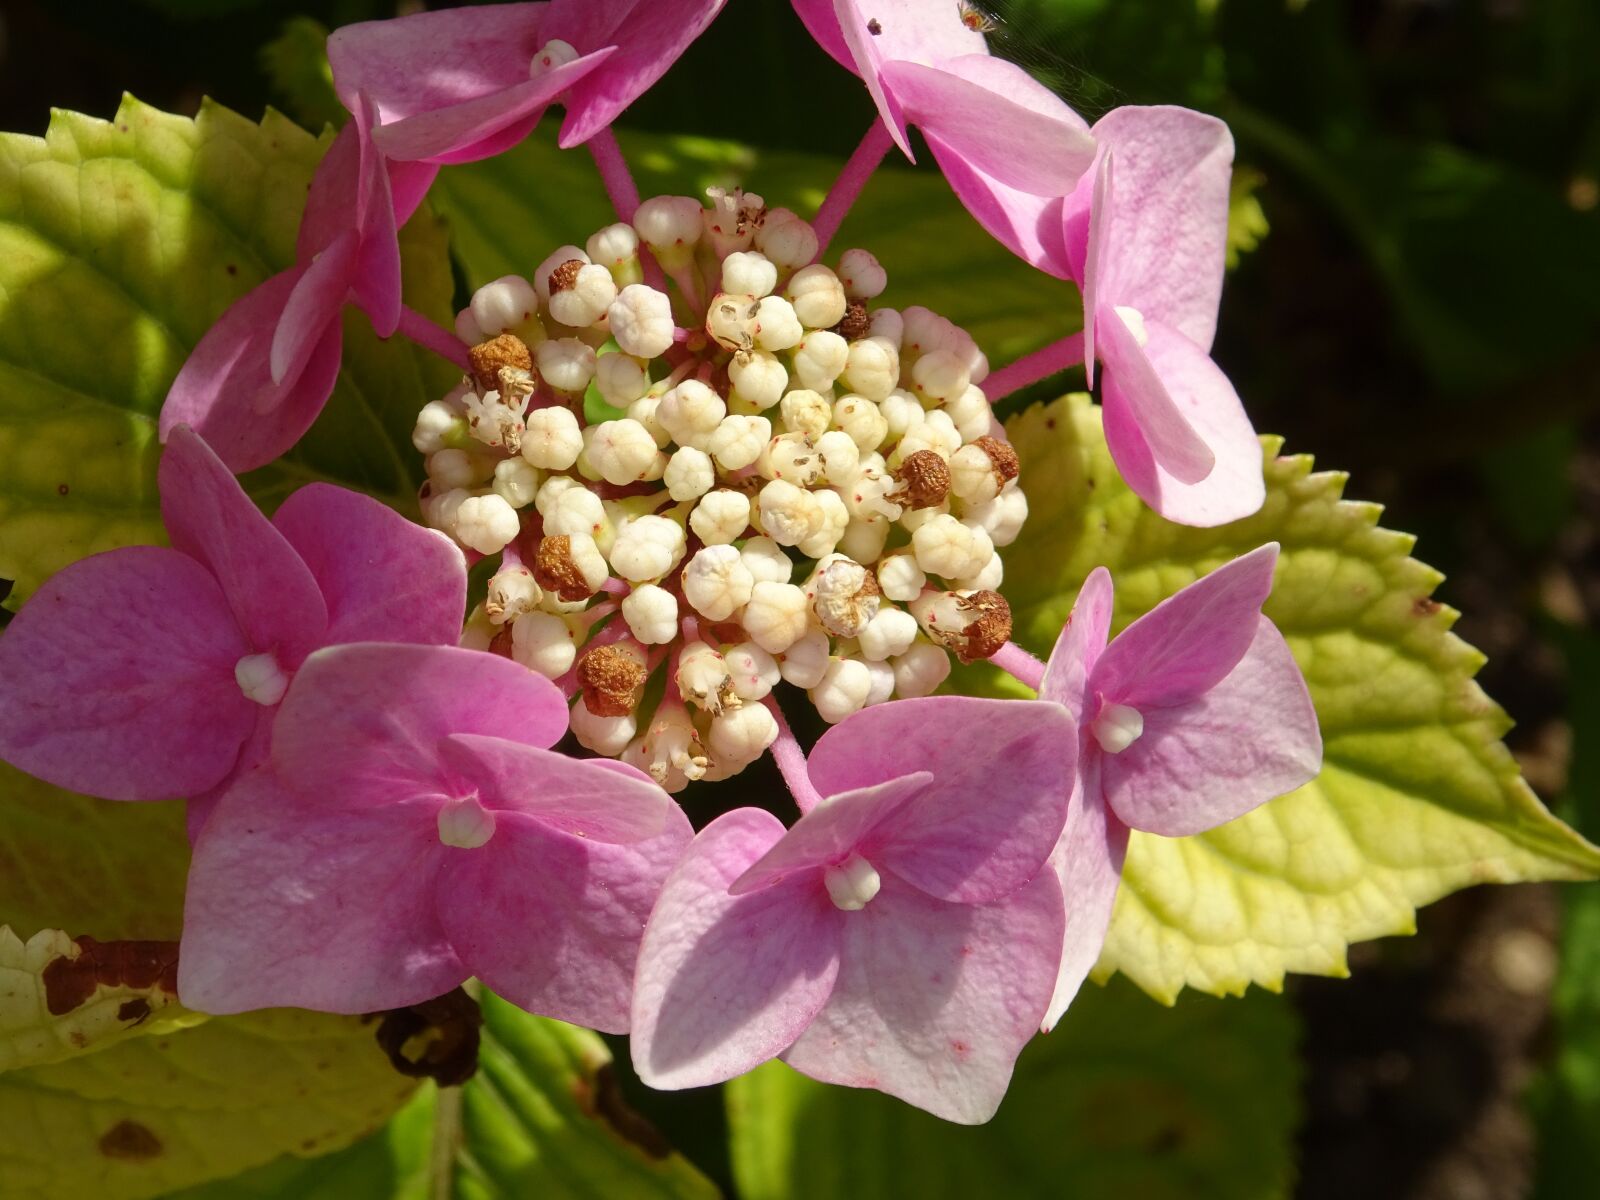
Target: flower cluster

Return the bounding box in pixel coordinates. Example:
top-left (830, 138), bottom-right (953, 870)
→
top-left (0, 0), bottom-right (1330, 1127)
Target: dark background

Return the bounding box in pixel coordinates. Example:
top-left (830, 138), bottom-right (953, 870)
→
top-left (3, 0), bottom-right (1596, 1194)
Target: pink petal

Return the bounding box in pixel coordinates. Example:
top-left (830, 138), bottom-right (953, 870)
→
top-left (1039, 566), bottom-right (1113, 724)
top-left (1101, 618), bottom-right (1321, 836)
top-left (440, 733), bottom-right (675, 843)
top-left (1097, 303), bottom-right (1214, 485)
top-left (271, 643), bottom-right (570, 806)
top-left (297, 120), bottom-right (361, 261)
top-left (1086, 105), bottom-right (1233, 349)
top-left (0, 547), bottom-right (256, 801)
top-left (440, 801), bottom-right (694, 1033)
top-left (1099, 318), bottom-right (1266, 527)
top-left (632, 809), bottom-right (843, 1088)
top-left (1091, 542), bottom-right (1279, 711)
top-left (790, 0), bottom-right (853, 70)
top-left (923, 134), bottom-right (1071, 277)
top-left (350, 98), bottom-right (403, 336)
top-left (179, 771), bottom-right (463, 1014)
top-left (270, 483), bottom-right (467, 647)
top-left (882, 56), bottom-right (1095, 197)
top-left (728, 773), bottom-right (932, 895)
top-left (159, 426), bottom-right (328, 663)
top-left (389, 160), bottom-right (441, 227)
top-left (184, 717), bottom-right (273, 843)
top-left (159, 270), bottom-right (346, 474)
top-left (1079, 151), bottom-right (1112, 385)
top-left (270, 230), bottom-right (357, 387)
top-left (783, 869), bottom-right (1064, 1125)
top-left (807, 696), bottom-right (1076, 904)
top-left (1041, 764), bottom-right (1128, 1031)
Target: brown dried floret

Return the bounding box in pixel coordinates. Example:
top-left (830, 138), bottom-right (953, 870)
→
top-left (534, 535), bottom-right (596, 602)
top-left (832, 300), bottom-right (871, 342)
top-left (950, 589), bottom-right (1012, 664)
top-left (548, 258), bottom-right (586, 294)
top-left (973, 435), bottom-right (1020, 485)
top-left (469, 333), bottom-right (532, 392)
top-left (577, 644), bottom-right (648, 717)
top-left (890, 449), bottom-right (951, 508)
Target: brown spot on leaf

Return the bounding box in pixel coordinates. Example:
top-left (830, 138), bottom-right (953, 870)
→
top-left (373, 987), bottom-right (483, 1087)
top-left (117, 998), bottom-right (153, 1025)
top-left (42, 938), bottom-right (179, 1016)
top-left (1414, 596), bottom-right (1442, 616)
top-left (225, 263), bottom-right (238, 276)
top-left (57, 483), bottom-right (69, 496)
top-left (99, 1120), bottom-right (162, 1160)
top-left (576, 1063), bottom-right (672, 1159)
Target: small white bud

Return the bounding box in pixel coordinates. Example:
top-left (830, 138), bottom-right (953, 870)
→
top-left (454, 494), bottom-right (522, 554)
top-left (628, 394), bottom-right (671, 446)
top-left (455, 306), bottom-right (486, 346)
top-left (841, 460), bottom-right (902, 524)
top-left (428, 447), bottom-right (493, 490)
top-left (413, 397), bottom-right (466, 455)
top-left (235, 651), bottom-right (289, 706)
top-left (892, 642), bottom-right (952, 698)
top-left (725, 642), bottom-right (781, 701)
top-left (912, 513), bottom-right (980, 579)
top-left (879, 389), bottom-right (926, 441)
top-left (721, 250), bottom-right (779, 298)
top-left (610, 514), bottom-right (687, 582)
top-left (664, 445), bottom-right (716, 501)
top-left (437, 795), bottom-right (497, 849)
top-left (796, 487), bottom-right (849, 560)
top-left (815, 429), bottom-right (861, 486)
top-left (534, 473), bottom-right (580, 514)
top-left (786, 264), bottom-right (848, 329)
top-left (521, 406), bottom-right (583, 470)
top-left (912, 348), bottom-right (971, 401)
top-left (869, 306), bottom-right (903, 347)
top-left (964, 482), bottom-right (1029, 547)
top-left (657, 379), bottom-right (726, 449)
top-left (946, 385), bottom-right (993, 442)
top-left (1091, 702), bottom-right (1145, 754)
top-left (832, 395), bottom-right (889, 453)
top-left (548, 262), bottom-right (617, 328)
top-left (779, 389), bottom-right (832, 439)
top-left (823, 852), bottom-right (881, 910)
top-left (683, 544), bottom-right (756, 621)
top-left (837, 248), bottom-right (888, 300)
top-left (810, 658), bottom-right (872, 723)
top-left (858, 606), bottom-right (919, 661)
top-left (740, 536), bottom-right (793, 584)
top-left (792, 330), bottom-right (849, 392)
top-left (861, 657), bottom-right (896, 706)
top-left (843, 335), bottom-right (900, 401)
top-left (728, 349), bottom-right (788, 409)
top-left (690, 489), bottom-right (753, 545)
top-left (533, 245), bottom-right (589, 307)
top-left (966, 551), bottom-right (1004, 590)
top-left (470, 274), bottom-right (539, 336)
top-left (528, 38), bottom-right (579, 76)
top-left (608, 284), bottom-right (676, 358)
top-left (536, 337), bottom-right (597, 393)
top-left (708, 703), bottom-right (779, 766)
top-left (778, 627), bottom-right (831, 688)
top-left (486, 567), bottom-right (542, 624)
top-left (809, 557), bottom-right (880, 638)
top-left (633, 196), bottom-right (704, 262)
top-left (512, 611), bottom-right (578, 677)
top-left (584, 418), bottom-right (659, 485)
top-left (571, 697), bottom-right (637, 756)
top-left (492, 458), bottom-right (541, 508)
top-left (677, 642), bottom-right (733, 714)
top-left (423, 486), bottom-right (471, 534)
top-left (706, 291), bottom-right (761, 352)
top-left (877, 552), bottom-right (927, 603)
top-left (760, 432), bottom-right (824, 487)
top-left (745, 581), bottom-right (811, 655)
top-left (586, 222), bottom-right (640, 273)
top-left (622, 583), bottom-right (680, 645)
top-left (837, 516), bottom-right (889, 565)
top-left (595, 351), bottom-right (651, 408)
top-left (755, 208), bottom-right (819, 271)
top-left (543, 487), bottom-right (607, 539)
top-left (757, 479), bottom-right (819, 546)
top-left (899, 499), bottom-right (948, 533)
top-left (708, 415), bottom-right (770, 470)
top-left (754, 295), bottom-right (805, 351)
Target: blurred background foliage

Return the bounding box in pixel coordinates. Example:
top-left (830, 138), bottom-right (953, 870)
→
top-left (1, 0), bottom-right (1597, 1195)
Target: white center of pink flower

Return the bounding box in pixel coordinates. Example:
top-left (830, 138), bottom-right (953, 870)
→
top-left (1091, 702), bottom-right (1144, 754)
top-left (529, 39), bottom-right (579, 78)
top-left (234, 652), bottom-right (288, 706)
top-left (1112, 305), bottom-right (1149, 348)
top-left (437, 795), bottom-right (497, 849)
top-left (823, 853), bottom-right (882, 911)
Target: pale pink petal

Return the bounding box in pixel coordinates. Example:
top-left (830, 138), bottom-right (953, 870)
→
top-left (783, 870), bottom-right (1064, 1125)
top-left (924, 136), bottom-right (1071, 277)
top-left (270, 230), bottom-right (357, 386)
top-left (270, 483), bottom-right (467, 647)
top-left (1102, 619), bottom-right (1321, 836)
top-left (1079, 151), bottom-right (1112, 385)
top-left (184, 717), bottom-right (272, 842)
top-left (1087, 105), bottom-right (1233, 349)
top-left (1099, 318), bottom-right (1266, 527)
top-left (439, 801), bottom-right (695, 1033)
top-left (1041, 764), bottom-right (1128, 1031)
top-left (350, 96), bottom-right (402, 335)
top-left (807, 696), bottom-right (1075, 904)
top-left (882, 57), bottom-right (1095, 197)
top-left (159, 270), bottom-right (345, 474)
top-left (632, 809), bottom-right (843, 1088)
top-left (1039, 566), bottom-right (1113, 723)
top-left (296, 119), bottom-right (363, 260)
top-left (271, 644), bottom-right (569, 805)
top-left (728, 773), bottom-right (932, 895)
top-left (440, 733), bottom-right (674, 843)
top-left (159, 427), bottom-right (328, 662)
top-left (1090, 542), bottom-right (1279, 710)
top-left (0, 547), bottom-right (256, 801)
top-left (1096, 303), bottom-right (1214, 485)
top-left (179, 772), bottom-right (463, 1014)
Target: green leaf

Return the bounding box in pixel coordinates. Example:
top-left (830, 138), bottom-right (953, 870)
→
top-left (260, 19), bottom-right (346, 134)
top-left (1225, 165), bottom-right (1269, 268)
top-left (0, 94), bottom-right (457, 610)
top-left (0, 1006), bottom-right (417, 1200)
top-left (727, 978), bottom-right (1298, 1199)
top-left (428, 125), bottom-right (1079, 366)
top-left (979, 393), bottom-right (1600, 1003)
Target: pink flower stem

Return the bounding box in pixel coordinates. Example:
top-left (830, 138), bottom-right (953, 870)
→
top-left (981, 332), bottom-right (1087, 402)
top-left (990, 641), bottom-right (1046, 693)
top-left (763, 697), bottom-right (825, 814)
top-left (812, 119), bottom-right (895, 258)
top-left (396, 305), bottom-right (471, 370)
top-left (588, 129), bottom-right (641, 222)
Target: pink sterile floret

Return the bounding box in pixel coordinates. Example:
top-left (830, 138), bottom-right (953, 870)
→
top-left (0, 426), bottom-right (466, 810)
top-left (630, 694), bottom-right (1076, 1124)
top-left (1037, 543), bottom-right (1322, 1030)
top-left (327, 0), bottom-right (727, 164)
top-left (177, 642), bottom-right (693, 1027)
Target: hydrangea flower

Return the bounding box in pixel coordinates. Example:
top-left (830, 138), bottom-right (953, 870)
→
top-left (1034, 544), bottom-right (1322, 1028)
top-left (178, 642), bottom-right (692, 1025)
top-left (630, 695), bottom-right (1075, 1123)
top-left (0, 427), bottom-right (466, 811)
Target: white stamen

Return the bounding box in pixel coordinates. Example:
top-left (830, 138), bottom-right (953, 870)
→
top-left (438, 795), bottom-right (497, 849)
top-left (1113, 305), bottom-right (1149, 347)
top-left (1091, 702), bottom-right (1145, 754)
top-left (234, 652), bottom-right (288, 706)
top-left (823, 853), bottom-right (882, 911)
top-left (529, 39), bottom-right (579, 78)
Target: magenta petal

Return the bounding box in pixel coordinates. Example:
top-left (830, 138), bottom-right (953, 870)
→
top-left (0, 547), bottom-right (256, 801)
top-left (790, 0), bottom-right (853, 71)
top-left (179, 773), bottom-right (463, 1014)
top-left (440, 802), bottom-right (693, 1033)
top-left (441, 733), bottom-right (674, 843)
top-left (783, 870), bottom-right (1064, 1125)
top-left (728, 773), bottom-right (932, 896)
top-left (1102, 618), bottom-right (1321, 836)
top-left (350, 98), bottom-right (403, 336)
top-left (271, 644), bottom-right (570, 804)
top-left (1091, 542), bottom-right (1279, 710)
top-left (389, 160), bottom-right (441, 227)
top-left (1039, 566), bottom-right (1113, 723)
top-left (1041, 767), bottom-right (1128, 1031)
top-left (159, 427), bottom-right (328, 662)
top-left (270, 230), bottom-right (357, 387)
top-left (925, 133), bottom-right (1070, 277)
top-left (808, 696), bottom-right (1076, 904)
top-left (298, 121), bottom-right (362, 261)
top-left (1097, 304), bottom-right (1214, 485)
top-left (1100, 319), bottom-right (1266, 527)
top-left (632, 809), bottom-right (843, 1088)
top-left (882, 57), bottom-right (1095, 197)
top-left (271, 483), bottom-right (467, 646)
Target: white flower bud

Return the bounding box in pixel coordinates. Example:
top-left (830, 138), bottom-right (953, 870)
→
top-left (486, 567), bottom-right (542, 624)
top-left (543, 487), bottom-right (607, 539)
top-left (706, 291), bottom-right (760, 353)
top-left (899, 499), bottom-right (948, 532)
top-left (627, 394), bottom-right (671, 446)
top-left (594, 352), bottom-right (650, 409)
top-left (584, 418), bottom-right (659, 485)
top-left (779, 388), bottom-right (832, 439)
top-left (709, 703), bottom-right (778, 766)
top-left (423, 486), bottom-right (470, 534)
top-left (792, 330), bottom-right (849, 392)
top-left (897, 412), bottom-right (962, 463)
top-left (413, 397), bottom-right (466, 454)
top-left (454, 494), bottom-right (522, 554)
top-left (745, 581), bottom-right (811, 654)
top-left (832, 395), bottom-right (889, 452)
top-left (740, 536), bottom-right (793, 584)
top-left (966, 551), bottom-right (1004, 590)
top-left (455, 306), bottom-right (486, 346)
top-left (724, 642), bottom-right (780, 701)
top-left (622, 583), bottom-right (679, 645)
top-left (708, 415), bottom-right (770, 470)
top-left (964, 482), bottom-right (1029, 547)
top-left (677, 641), bottom-right (733, 713)
top-left (786, 265), bottom-right (847, 330)
top-left (843, 335), bottom-right (899, 401)
top-left (548, 262), bottom-right (617, 328)
top-left (683, 544), bottom-right (756, 621)
top-left (657, 379), bottom-right (725, 449)
top-left (520, 406), bottom-right (582, 470)
top-left (663, 445), bottom-right (715, 501)
top-left (912, 349), bottom-right (970, 401)
top-left (470, 275), bottom-right (539, 336)
top-left (511, 611), bottom-right (577, 677)
top-left (728, 349), bottom-right (788, 409)
top-left (571, 697), bottom-right (637, 756)
top-left (704, 186), bottom-right (764, 257)
top-left (911, 514), bottom-right (980, 579)
top-left (760, 432), bottom-right (824, 487)
top-left (529, 39), bottom-right (579, 76)
top-left (755, 208), bottom-right (819, 271)
top-left (837, 516), bottom-right (888, 565)
top-left (809, 557), bottom-right (880, 638)
top-left (861, 657), bottom-right (896, 706)
top-left (841, 459), bottom-right (903, 523)
top-left (779, 627), bottom-right (831, 688)
top-left (903, 305), bottom-right (957, 355)
top-left (754, 295), bottom-right (804, 351)
top-left (796, 487), bottom-right (849, 560)
top-left (633, 196), bottom-right (703, 263)
top-left (950, 443), bottom-right (1002, 503)
top-left (722, 250), bottom-right (779, 298)
top-left (877, 552), bottom-right (926, 602)
top-left (758, 479), bottom-right (819, 546)
top-left (815, 429), bottom-right (861, 486)
top-left (858, 606), bottom-right (919, 661)
top-left (608, 284), bottom-right (676, 358)
top-left (587, 222), bottom-right (640, 273)
top-left (837, 248), bottom-right (888, 299)
top-left (536, 337), bottom-right (597, 393)
top-left (892, 642), bottom-right (952, 698)
top-left (609, 514), bottom-right (686, 582)
top-left (879, 390), bottom-right (926, 441)
top-left (535, 532), bottom-right (609, 601)
top-left (427, 447), bottom-right (492, 490)
top-left (947, 385), bottom-right (993, 442)
top-left (690, 489), bottom-right (753, 545)
top-left (492, 458), bottom-right (541, 508)
top-left (534, 474), bottom-right (580, 514)
top-left (810, 658), bottom-right (871, 724)
top-left (533, 246), bottom-right (589, 307)
top-left (869, 306), bottom-right (903, 347)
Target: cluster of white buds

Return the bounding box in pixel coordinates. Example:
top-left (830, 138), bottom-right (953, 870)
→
top-left (419, 191), bottom-right (1027, 787)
